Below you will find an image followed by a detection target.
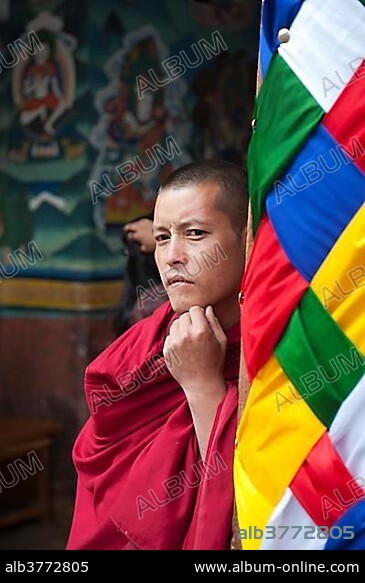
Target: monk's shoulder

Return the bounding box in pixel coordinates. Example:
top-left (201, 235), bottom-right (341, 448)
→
top-left (86, 301), bottom-right (174, 379)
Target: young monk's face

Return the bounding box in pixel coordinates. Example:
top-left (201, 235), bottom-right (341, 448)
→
top-left (153, 181), bottom-right (246, 324)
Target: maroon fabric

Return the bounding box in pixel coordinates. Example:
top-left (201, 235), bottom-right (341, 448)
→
top-left (67, 301), bottom-right (241, 550)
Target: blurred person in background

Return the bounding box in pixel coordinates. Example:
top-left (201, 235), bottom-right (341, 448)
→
top-left (124, 216), bottom-right (155, 254)
top-left (113, 214), bottom-right (166, 337)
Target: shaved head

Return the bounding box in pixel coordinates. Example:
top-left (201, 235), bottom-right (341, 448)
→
top-left (157, 159), bottom-right (248, 237)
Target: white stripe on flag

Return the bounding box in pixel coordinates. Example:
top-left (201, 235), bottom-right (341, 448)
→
top-left (261, 489), bottom-right (325, 550)
top-left (262, 375), bottom-right (365, 550)
top-left (278, 0), bottom-right (365, 112)
top-left (330, 374), bottom-right (365, 494)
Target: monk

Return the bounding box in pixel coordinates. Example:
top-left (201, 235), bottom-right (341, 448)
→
top-left (67, 160), bottom-right (248, 550)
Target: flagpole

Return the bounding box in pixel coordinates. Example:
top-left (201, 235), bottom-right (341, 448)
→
top-left (231, 0), bottom-right (264, 550)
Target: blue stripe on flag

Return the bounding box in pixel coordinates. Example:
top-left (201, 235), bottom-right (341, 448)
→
top-left (325, 499), bottom-right (365, 550)
top-left (266, 124), bottom-right (365, 281)
top-left (260, 0), bottom-right (304, 77)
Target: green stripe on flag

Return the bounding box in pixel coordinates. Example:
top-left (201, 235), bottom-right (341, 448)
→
top-left (275, 287), bottom-right (365, 428)
top-left (248, 54), bottom-right (324, 234)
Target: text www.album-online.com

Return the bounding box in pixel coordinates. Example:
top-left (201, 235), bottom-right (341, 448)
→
top-left (194, 561), bottom-right (360, 574)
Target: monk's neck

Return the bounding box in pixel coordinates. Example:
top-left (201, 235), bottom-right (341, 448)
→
top-left (213, 297), bottom-right (240, 331)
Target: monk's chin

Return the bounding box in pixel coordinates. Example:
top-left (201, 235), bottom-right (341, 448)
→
top-left (169, 297), bottom-right (207, 314)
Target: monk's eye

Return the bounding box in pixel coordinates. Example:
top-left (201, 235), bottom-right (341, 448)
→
top-left (154, 233), bottom-right (170, 243)
top-left (186, 229), bottom-right (207, 238)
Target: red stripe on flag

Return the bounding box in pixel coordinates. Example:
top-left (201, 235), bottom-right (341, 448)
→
top-left (240, 214), bottom-right (308, 381)
top-left (323, 59), bottom-right (365, 173)
top-left (290, 432), bottom-right (365, 528)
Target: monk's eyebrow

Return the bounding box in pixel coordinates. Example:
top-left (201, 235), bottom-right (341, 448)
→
top-left (153, 218), bottom-right (209, 234)
top-left (152, 224), bottom-right (167, 235)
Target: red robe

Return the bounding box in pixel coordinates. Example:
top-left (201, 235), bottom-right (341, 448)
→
top-left (67, 301), bottom-right (240, 550)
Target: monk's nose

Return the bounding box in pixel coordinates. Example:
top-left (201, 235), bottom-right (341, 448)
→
top-left (165, 237), bottom-right (186, 266)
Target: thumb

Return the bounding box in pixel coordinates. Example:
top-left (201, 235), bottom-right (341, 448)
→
top-left (205, 305), bottom-right (226, 345)
top-left (162, 335), bottom-right (172, 368)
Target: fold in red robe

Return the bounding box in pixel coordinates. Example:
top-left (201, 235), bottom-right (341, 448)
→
top-left (67, 301), bottom-right (240, 550)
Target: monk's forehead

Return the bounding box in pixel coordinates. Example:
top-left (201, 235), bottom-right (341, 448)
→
top-left (154, 182), bottom-right (222, 223)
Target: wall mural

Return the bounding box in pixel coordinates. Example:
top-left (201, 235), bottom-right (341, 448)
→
top-left (89, 24), bottom-right (190, 231)
top-left (0, 0), bottom-right (258, 312)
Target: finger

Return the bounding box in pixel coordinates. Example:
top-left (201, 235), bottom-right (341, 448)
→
top-left (189, 305), bottom-right (210, 334)
top-left (169, 318), bottom-right (180, 339)
top-left (163, 335), bottom-right (172, 368)
top-left (123, 224), bottom-right (134, 232)
top-left (163, 334), bottom-right (181, 369)
top-left (140, 218), bottom-right (152, 228)
top-left (205, 305), bottom-right (227, 344)
top-left (163, 334), bottom-right (170, 353)
top-left (177, 311), bottom-right (192, 338)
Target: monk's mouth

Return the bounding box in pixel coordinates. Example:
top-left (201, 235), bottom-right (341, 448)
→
top-left (167, 279), bottom-right (194, 287)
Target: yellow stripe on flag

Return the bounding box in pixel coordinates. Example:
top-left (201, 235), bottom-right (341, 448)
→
top-left (235, 354), bottom-right (325, 510)
top-left (234, 460), bottom-right (273, 549)
top-left (312, 204), bottom-right (365, 354)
